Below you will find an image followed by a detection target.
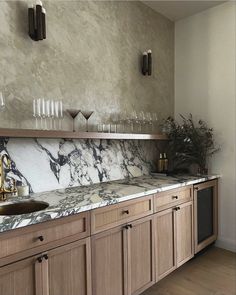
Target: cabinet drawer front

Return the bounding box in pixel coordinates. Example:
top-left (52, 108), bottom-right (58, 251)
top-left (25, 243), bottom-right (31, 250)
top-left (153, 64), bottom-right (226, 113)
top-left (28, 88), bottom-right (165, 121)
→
top-left (154, 186), bottom-right (192, 212)
top-left (0, 212), bottom-right (89, 263)
top-left (91, 196), bottom-right (153, 234)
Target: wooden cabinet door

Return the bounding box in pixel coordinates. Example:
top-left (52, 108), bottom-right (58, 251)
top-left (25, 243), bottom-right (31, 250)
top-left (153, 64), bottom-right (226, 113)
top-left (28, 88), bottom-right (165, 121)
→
top-left (91, 226), bottom-right (127, 295)
top-left (127, 216), bottom-right (155, 295)
top-left (0, 254), bottom-right (45, 295)
top-left (154, 208), bottom-right (176, 281)
top-left (176, 201), bottom-right (194, 267)
top-left (47, 237), bottom-right (91, 295)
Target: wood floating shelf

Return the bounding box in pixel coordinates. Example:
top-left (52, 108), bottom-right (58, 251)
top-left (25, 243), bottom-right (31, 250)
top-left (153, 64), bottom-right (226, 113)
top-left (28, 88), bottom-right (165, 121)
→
top-left (0, 128), bottom-right (168, 140)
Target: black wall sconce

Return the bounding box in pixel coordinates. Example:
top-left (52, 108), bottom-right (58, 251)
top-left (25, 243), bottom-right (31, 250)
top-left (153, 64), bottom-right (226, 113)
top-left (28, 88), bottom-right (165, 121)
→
top-left (28, 0), bottom-right (46, 41)
top-left (142, 50), bottom-right (152, 76)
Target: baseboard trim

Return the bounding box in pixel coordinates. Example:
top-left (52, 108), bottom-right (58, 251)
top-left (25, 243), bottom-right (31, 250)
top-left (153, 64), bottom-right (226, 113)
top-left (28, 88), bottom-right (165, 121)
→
top-left (216, 237), bottom-right (236, 252)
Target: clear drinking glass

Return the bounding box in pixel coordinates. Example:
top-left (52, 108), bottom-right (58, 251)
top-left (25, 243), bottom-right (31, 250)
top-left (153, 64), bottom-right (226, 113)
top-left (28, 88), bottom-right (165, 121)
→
top-left (67, 109), bottom-right (80, 132)
top-left (58, 101), bottom-right (64, 130)
top-left (46, 100), bottom-right (51, 130)
top-left (81, 111), bottom-right (94, 132)
top-left (146, 112), bottom-right (153, 133)
top-left (152, 113), bottom-right (158, 132)
top-left (33, 99), bottom-right (38, 129)
top-left (0, 92), bottom-right (5, 112)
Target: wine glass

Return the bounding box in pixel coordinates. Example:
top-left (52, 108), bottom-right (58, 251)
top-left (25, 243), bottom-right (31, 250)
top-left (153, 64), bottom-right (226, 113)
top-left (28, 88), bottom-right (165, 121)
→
top-left (58, 101), bottom-right (64, 130)
top-left (33, 99), bottom-right (38, 129)
top-left (81, 111), bottom-right (94, 132)
top-left (46, 100), bottom-right (51, 130)
top-left (152, 113), bottom-right (158, 132)
top-left (67, 109), bottom-right (80, 132)
top-left (0, 92), bottom-right (5, 112)
top-left (146, 112), bottom-right (153, 133)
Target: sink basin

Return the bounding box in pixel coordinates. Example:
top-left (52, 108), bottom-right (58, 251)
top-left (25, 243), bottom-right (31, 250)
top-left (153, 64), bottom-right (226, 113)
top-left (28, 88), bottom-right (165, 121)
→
top-left (0, 201), bottom-right (49, 216)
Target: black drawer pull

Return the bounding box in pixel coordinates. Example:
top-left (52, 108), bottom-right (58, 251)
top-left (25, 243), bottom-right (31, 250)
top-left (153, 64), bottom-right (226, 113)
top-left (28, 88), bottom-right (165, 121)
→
top-left (128, 224), bottom-right (133, 229)
top-left (123, 210), bottom-right (129, 215)
top-left (123, 225), bottom-right (129, 230)
top-left (172, 195), bottom-right (178, 199)
top-left (38, 235), bottom-right (44, 242)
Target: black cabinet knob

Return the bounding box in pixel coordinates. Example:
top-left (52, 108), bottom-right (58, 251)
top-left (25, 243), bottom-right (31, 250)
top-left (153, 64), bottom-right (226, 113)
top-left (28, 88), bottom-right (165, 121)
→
top-left (172, 195), bottom-right (178, 199)
top-left (43, 254), bottom-right (48, 260)
top-left (38, 235), bottom-right (44, 242)
top-left (37, 256), bottom-right (43, 263)
top-left (124, 225), bottom-right (129, 230)
top-left (194, 187), bottom-right (199, 191)
top-left (128, 224), bottom-right (133, 229)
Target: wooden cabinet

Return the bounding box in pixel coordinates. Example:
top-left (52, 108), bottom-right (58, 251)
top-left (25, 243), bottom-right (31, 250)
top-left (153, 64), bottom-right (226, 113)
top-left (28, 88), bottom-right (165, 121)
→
top-left (91, 216), bottom-right (154, 295)
top-left (127, 216), bottom-right (155, 295)
top-left (91, 226), bottom-right (126, 295)
top-left (176, 201), bottom-right (194, 267)
top-left (0, 211), bottom-right (90, 267)
top-left (0, 179), bottom-right (218, 295)
top-left (0, 255), bottom-right (38, 295)
top-left (193, 180), bottom-right (218, 253)
top-left (154, 208), bottom-right (176, 281)
top-left (91, 195), bottom-right (153, 234)
top-left (155, 201), bottom-right (194, 281)
top-left (47, 238), bottom-right (91, 295)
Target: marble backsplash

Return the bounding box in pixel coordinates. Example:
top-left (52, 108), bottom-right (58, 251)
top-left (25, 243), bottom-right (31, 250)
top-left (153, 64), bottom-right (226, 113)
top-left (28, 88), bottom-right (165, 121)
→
top-left (0, 138), bottom-right (161, 193)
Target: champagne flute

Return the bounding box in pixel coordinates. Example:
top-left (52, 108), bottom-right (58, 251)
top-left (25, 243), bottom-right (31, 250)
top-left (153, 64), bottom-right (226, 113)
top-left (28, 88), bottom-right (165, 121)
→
top-left (54, 101), bottom-right (59, 130)
top-left (33, 99), bottom-right (38, 129)
top-left (0, 92), bottom-right (5, 112)
top-left (36, 98), bottom-right (42, 129)
top-left (59, 100), bottom-right (64, 130)
top-left (46, 100), bottom-right (51, 130)
top-left (67, 109), bottom-right (80, 132)
top-left (81, 110), bottom-right (94, 132)
top-left (41, 98), bottom-right (46, 130)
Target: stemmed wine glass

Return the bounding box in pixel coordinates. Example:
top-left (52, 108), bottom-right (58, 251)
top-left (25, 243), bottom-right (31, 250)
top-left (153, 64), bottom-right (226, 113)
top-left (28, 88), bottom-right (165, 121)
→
top-left (67, 109), bottom-right (80, 132)
top-left (0, 92), bottom-right (5, 112)
top-left (81, 111), bottom-right (94, 132)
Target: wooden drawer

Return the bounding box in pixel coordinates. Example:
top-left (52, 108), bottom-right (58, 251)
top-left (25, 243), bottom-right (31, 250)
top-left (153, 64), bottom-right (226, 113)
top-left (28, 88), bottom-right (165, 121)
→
top-left (91, 195), bottom-right (153, 234)
top-left (154, 186), bottom-right (192, 212)
top-left (0, 211), bottom-right (90, 266)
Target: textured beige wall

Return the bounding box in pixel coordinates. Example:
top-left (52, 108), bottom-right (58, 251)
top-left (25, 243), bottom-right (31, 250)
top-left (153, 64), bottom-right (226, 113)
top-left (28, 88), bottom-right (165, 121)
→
top-left (0, 1), bottom-right (174, 131)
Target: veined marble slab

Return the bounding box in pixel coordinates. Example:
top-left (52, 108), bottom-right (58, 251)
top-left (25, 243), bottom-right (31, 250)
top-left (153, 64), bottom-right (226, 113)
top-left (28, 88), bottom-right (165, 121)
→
top-left (0, 174), bottom-right (220, 233)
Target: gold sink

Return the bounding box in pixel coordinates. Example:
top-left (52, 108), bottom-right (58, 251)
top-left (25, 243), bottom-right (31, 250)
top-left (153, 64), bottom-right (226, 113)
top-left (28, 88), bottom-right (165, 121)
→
top-left (0, 201), bottom-right (49, 216)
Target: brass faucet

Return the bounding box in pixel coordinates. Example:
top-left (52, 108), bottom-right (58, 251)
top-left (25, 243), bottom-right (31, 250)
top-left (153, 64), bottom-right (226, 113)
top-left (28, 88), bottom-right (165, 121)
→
top-left (0, 154), bottom-right (17, 201)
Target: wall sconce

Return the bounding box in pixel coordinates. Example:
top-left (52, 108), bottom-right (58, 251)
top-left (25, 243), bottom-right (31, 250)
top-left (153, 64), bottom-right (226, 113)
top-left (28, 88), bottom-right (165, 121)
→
top-left (28, 0), bottom-right (46, 41)
top-left (142, 50), bottom-right (152, 76)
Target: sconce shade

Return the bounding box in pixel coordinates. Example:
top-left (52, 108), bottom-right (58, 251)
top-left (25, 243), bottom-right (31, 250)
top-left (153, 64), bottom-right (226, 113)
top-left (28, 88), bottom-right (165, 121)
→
top-left (28, 7), bottom-right (35, 39)
top-left (28, 2), bottom-right (46, 41)
top-left (142, 50), bottom-right (152, 76)
top-left (142, 52), bottom-right (148, 75)
top-left (148, 50), bottom-right (152, 76)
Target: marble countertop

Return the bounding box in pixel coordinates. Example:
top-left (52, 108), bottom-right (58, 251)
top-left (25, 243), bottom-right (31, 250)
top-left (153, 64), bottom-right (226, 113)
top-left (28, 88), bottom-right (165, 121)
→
top-left (0, 174), bottom-right (219, 233)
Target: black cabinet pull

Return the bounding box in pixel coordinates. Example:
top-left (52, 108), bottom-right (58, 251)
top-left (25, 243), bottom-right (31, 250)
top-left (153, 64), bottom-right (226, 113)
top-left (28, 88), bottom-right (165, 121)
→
top-left (123, 225), bottom-right (129, 230)
top-left (177, 207), bottom-right (181, 211)
top-left (194, 187), bottom-right (199, 191)
top-left (38, 235), bottom-right (44, 242)
top-left (128, 224), bottom-right (133, 229)
top-left (172, 195), bottom-right (178, 199)
top-left (173, 207), bottom-right (178, 211)
top-left (37, 256), bottom-right (43, 263)
top-left (123, 210), bottom-right (129, 215)
top-left (43, 254), bottom-right (48, 260)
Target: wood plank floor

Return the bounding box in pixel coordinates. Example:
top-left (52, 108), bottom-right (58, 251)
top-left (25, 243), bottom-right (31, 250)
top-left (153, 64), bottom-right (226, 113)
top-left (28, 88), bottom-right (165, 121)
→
top-left (142, 247), bottom-right (236, 295)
